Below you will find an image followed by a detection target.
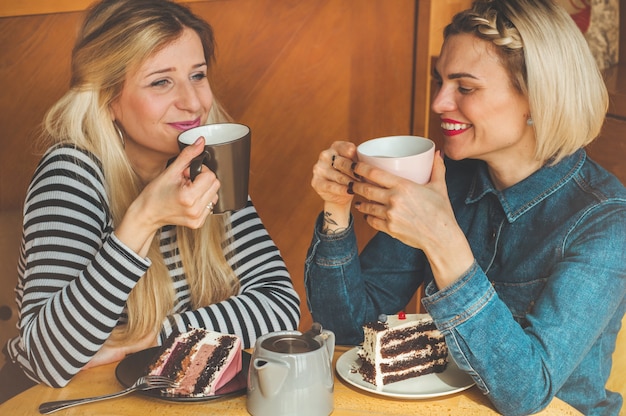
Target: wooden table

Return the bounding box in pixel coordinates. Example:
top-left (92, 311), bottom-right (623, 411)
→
top-left (0, 346), bottom-right (582, 415)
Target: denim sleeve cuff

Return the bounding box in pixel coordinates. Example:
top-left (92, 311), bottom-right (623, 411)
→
top-left (421, 260), bottom-right (496, 332)
top-left (311, 211), bottom-right (357, 261)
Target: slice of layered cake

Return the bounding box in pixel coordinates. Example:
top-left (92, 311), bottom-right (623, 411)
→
top-left (149, 327), bottom-right (242, 396)
top-left (358, 313), bottom-right (448, 386)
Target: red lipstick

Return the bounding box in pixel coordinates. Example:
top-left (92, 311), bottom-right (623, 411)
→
top-left (440, 118), bottom-right (472, 137)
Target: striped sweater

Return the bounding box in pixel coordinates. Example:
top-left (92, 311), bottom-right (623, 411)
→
top-left (6, 144), bottom-right (300, 387)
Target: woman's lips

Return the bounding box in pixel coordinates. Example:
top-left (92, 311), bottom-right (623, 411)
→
top-left (441, 118), bottom-right (472, 137)
top-left (169, 118), bottom-right (202, 132)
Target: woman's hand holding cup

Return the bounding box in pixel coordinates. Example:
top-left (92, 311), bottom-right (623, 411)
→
top-left (115, 137), bottom-right (220, 257)
top-left (345, 135), bottom-right (444, 248)
top-left (149, 136), bottom-right (220, 228)
top-left (311, 141), bottom-right (361, 234)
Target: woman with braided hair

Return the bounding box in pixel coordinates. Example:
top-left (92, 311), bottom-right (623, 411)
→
top-left (305, 0), bottom-right (625, 414)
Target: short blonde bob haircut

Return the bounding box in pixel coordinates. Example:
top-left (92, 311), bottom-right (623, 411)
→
top-left (445, 0), bottom-right (608, 164)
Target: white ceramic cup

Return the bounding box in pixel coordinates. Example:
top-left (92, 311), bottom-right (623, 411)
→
top-left (356, 135), bottom-right (435, 184)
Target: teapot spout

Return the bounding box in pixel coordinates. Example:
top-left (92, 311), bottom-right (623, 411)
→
top-left (253, 358), bottom-right (289, 398)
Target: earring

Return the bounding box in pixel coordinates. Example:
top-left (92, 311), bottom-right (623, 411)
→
top-left (526, 117), bottom-right (534, 126)
top-left (114, 122), bottom-right (125, 146)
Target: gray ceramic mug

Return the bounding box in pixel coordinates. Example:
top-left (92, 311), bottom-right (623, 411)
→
top-left (177, 123), bottom-right (251, 214)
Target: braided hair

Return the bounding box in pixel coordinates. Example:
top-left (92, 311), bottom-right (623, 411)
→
top-left (444, 0), bottom-right (526, 94)
top-left (443, 0), bottom-right (608, 163)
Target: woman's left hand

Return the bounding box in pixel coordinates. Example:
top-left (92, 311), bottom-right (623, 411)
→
top-left (351, 151), bottom-right (449, 246)
top-left (351, 151), bottom-right (474, 288)
top-left (82, 331), bottom-right (157, 369)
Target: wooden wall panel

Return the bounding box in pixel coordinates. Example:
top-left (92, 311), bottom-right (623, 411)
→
top-left (0, 0), bottom-right (206, 18)
top-left (192, 0), bottom-right (415, 329)
top-left (0, 13), bottom-right (77, 210)
top-left (0, 0), bottom-right (416, 332)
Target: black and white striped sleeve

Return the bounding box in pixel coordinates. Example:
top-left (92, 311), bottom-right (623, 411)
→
top-left (160, 199), bottom-right (301, 348)
top-left (12, 145), bottom-right (150, 387)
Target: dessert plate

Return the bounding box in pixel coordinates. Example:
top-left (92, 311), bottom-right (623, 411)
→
top-left (336, 347), bottom-right (475, 399)
top-left (115, 346), bottom-right (250, 402)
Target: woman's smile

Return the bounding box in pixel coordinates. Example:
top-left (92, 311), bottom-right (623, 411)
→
top-left (441, 118), bottom-right (472, 136)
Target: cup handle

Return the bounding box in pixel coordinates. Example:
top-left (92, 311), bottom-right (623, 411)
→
top-left (189, 150), bottom-right (209, 181)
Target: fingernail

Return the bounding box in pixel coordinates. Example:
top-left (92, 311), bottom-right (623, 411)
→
top-left (347, 181), bottom-right (354, 195)
top-left (350, 161), bottom-right (362, 180)
top-left (354, 201), bottom-right (361, 208)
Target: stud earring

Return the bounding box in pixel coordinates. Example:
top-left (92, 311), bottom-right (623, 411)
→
top-left (526, 117), bottom-right (534, 126)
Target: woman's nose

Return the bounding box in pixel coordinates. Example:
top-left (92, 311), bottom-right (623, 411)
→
top-left (431, 85), bottom-right (455, 115)
top-left (176, 82), bottom-right (202, 112)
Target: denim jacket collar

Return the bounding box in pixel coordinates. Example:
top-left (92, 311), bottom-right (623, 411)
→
top-left (465, 149), bottom-right (586, 223)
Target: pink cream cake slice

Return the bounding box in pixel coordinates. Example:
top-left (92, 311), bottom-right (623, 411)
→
top-left (149, 328), bottom-right (242, 396)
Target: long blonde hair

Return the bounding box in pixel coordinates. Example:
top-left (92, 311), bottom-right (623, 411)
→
top-left (445, 0), bottom-right (608, 164)
top-left (43, 0), bottom-right (239, 342)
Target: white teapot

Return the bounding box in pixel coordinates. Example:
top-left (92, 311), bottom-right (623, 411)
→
top-left (246, 323), bottom-right (335, 416)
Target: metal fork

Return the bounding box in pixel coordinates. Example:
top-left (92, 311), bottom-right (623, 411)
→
top-left (38, 375), bottom-right (177, 414)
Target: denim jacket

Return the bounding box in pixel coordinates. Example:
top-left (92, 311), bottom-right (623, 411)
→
top-left (305, 150), bottom-right (626, 416)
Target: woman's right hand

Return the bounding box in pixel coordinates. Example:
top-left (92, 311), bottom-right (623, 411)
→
top-left (311, 141), bottom-right (360, 233)
top-left (116, 137), bottom-right (220, 257)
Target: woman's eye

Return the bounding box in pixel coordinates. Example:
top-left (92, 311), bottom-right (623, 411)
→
top-left (458, 86), bottom-right (473, 94)
top-left (191, 72), bottom-right (207, 82)
top-left (150, 79), bottom-right (170, 87)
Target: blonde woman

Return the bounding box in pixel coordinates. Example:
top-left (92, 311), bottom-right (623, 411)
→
top-left (306, 0), bottom-right (624, 414)
top-left (0, 0), bottom-right (299, 403)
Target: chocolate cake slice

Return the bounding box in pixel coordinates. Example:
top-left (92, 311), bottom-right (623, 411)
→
top-left (358, 313), bottom-right (448, 386)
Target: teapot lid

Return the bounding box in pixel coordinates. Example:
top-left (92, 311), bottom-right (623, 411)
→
top-left (260, 323), bottom-right (324, 354)
top-left (260, 335), bottom-right (321, 353)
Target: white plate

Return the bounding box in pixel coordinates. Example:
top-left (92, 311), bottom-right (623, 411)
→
top-left (336, 347), bottom-right (475, 399)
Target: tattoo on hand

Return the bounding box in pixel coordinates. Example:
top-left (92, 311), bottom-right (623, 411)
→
top-left (322, 211), bottom-right (347, 234)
